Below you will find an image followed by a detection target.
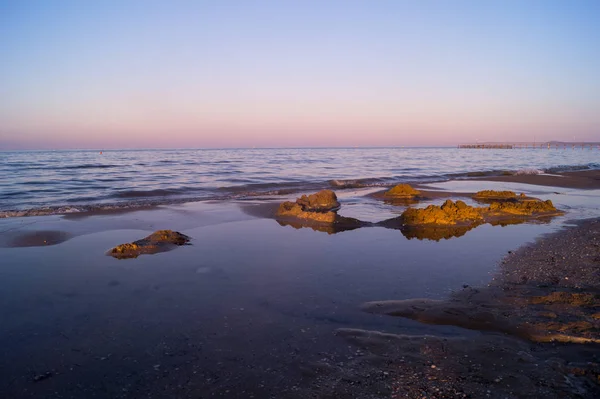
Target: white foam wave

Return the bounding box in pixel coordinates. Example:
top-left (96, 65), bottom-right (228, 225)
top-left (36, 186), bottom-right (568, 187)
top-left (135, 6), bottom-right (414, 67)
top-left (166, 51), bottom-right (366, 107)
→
top-left (514, 168), bottom-right (544, 175)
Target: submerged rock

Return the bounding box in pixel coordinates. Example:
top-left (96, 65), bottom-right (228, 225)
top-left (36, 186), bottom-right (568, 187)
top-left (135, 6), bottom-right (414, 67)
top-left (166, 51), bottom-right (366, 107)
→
top-left (109, 230), bottom-right (190, 259)
top-left (384, 183), bottom-right (421, 198)
top-left (276, 190), bottom-right (340, 223)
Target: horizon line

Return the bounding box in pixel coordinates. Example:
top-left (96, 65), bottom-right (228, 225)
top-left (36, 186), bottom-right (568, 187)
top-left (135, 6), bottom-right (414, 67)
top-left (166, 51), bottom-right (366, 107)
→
top-left (0, 145), bottom-right (461, 152)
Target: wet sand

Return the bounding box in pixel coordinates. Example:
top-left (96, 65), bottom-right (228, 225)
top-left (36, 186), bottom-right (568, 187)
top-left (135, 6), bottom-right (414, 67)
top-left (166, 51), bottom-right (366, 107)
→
top-left (476, 169), bottom-right (600, 189)
top-left (0, 174), bottom-right (599, 398)
top-left (300, 218), bottom-right (600, 398)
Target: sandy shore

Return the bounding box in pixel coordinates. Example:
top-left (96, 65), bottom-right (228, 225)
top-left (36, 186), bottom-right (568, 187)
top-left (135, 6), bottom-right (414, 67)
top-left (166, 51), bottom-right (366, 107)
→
top-left (300, 218), bottom-right (600, 398)
top-left (476, 169), bottom-right (600, 189)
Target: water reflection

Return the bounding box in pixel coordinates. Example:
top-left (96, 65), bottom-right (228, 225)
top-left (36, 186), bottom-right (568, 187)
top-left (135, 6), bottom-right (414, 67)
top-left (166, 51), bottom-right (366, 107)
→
top-left (276, 215), bottom-right (368, 234)
top-left (275, 214), bottom-right (554, 241)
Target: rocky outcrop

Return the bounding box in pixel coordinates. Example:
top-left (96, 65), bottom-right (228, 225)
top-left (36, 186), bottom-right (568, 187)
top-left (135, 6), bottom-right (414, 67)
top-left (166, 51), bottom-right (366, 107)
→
top-left (400, 199), bottom-right (562, 227)
top-left (109, 230), bottom-right (190, 259)
top-left (276, 190), bottom-right (340, 223)
top-left (486, 199), bottom-right (559, 215)
top-left (473, 190), bottom-right (520, 200)
top-left (384, 184), bottom-right (421, 198)
top-left (401, 200), bottom-right (483, 226)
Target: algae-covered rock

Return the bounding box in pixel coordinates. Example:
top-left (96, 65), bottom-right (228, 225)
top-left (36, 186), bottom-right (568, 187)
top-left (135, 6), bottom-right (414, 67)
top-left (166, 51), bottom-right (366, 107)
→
top-left (296, 189), bottom-right (340, 212)
top-left (474, 190), bottom-right (518, 199)
top-left (109, 230), bottom-right (190, 259)
top-left (384, 184), bottom-right (421, 198)
top-left (276, 190), bottom-right (340, 223)
top-left (401, 200), bottom-right (483, 226)
top-left (401, 198), bottom-right (561, 227)
top-left (276, 202), bottom-right (337, 223)
top-left (486, 199), bottom-right (558, 215)
top-left (277, 201), bottom-right (303, 217)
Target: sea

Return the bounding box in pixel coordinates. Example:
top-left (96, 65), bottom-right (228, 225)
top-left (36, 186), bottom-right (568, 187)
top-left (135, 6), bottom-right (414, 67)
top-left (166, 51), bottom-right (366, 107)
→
top-left (1, 147), bottom-right (599, 217)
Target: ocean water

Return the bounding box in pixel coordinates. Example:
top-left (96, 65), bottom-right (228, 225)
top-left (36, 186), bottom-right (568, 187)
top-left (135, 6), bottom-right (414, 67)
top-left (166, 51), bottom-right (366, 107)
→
top-left (1, 147), bottom-right (598, 217)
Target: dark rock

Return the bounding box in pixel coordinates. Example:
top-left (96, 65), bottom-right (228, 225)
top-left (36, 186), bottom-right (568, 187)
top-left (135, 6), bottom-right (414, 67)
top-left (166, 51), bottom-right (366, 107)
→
top-left (33, 372), bottom-right (53, 382)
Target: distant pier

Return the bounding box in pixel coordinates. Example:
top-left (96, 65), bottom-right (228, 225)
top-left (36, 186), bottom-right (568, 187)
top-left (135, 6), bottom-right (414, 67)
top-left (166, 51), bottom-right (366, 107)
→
top-left (458, 142), bottom-right (600, 150)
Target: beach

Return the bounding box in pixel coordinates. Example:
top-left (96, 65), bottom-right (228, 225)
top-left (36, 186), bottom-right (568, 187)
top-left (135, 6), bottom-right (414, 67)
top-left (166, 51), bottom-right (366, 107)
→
top-left (1, 165), bottom-right (599, 398)
top-left (4, 0), bottom-right (600, 396)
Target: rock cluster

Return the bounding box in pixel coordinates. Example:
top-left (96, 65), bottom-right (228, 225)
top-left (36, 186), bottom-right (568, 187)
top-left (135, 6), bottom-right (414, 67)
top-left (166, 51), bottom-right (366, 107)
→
top-left (384, 184), bottom-right (421, 197)
top-left (276, 190), bottom-right (340, 223)
top-left (401, 198), bottom-right (560, 227)
top-left (109, 230), bottom-right (190, 259)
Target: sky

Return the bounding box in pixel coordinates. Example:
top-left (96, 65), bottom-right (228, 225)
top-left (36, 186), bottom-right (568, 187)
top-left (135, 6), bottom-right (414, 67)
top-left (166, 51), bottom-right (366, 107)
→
top-left (1, 0), bottom-right (599, 149)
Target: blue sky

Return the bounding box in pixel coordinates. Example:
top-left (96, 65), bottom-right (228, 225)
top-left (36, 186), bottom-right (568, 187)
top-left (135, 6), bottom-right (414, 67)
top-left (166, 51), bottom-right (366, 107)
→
top-left (1, 0), bottom-right (599, 149)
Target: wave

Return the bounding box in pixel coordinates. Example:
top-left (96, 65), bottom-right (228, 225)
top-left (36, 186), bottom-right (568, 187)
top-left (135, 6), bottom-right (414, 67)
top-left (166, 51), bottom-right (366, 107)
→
top-left (328, 178), bottom-right (389, 189)
top-left (19, 164), bottom-right (119, 171)
top-left (545, 163), bottom-right (600, 174)
top-left (63, 164), bottom-right (118, 170)
top-left (0, 203), bottom-right (166, 218)
top-left (513, 168), bottom-right (544, 175)
top-left (3, 159), bottom-right (599, 219)
top-left (113, 188), bottom-right (198, 199)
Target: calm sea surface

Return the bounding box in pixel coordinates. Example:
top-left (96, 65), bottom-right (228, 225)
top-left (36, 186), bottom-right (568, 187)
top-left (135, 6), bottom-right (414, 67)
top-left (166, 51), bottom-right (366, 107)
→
top-left (1, 147), bottom-right (598, 216)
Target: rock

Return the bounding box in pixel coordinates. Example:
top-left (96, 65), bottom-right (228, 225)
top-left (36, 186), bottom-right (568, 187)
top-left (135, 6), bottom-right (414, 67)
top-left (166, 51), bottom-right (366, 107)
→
top-left (109, 230), bottom-right (190, 259)
top-left (401, 200), bottom-right (483, 226)
top-left (277, 201), bottom-right (304, 217)
top-left (486, 200), bottom-right (558, 215)
top-left (400, 198), bottom-right (561, 227)
top-left (33, 372), bottom-right (53, 382)
top-left (276, 190), bottom-right (340, 223)
top-left (473, 190), bottom-right (517, 199)
top-left (296, 189), bottom-right (340, 212)
top-left (384, 184), bottom-right (421, 198)
top-left (276, 201), bottom-right (337, 223)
